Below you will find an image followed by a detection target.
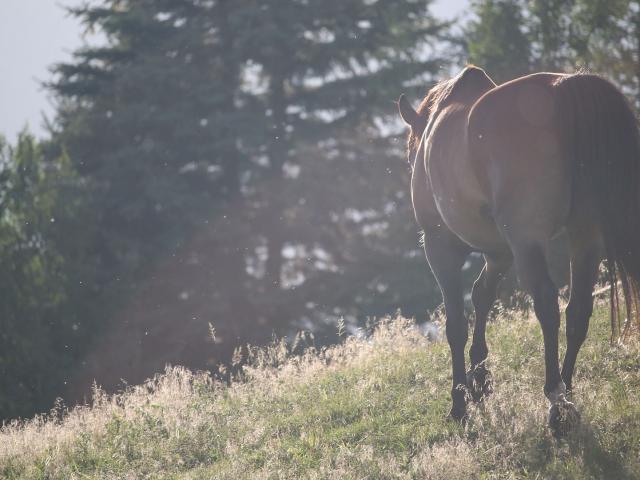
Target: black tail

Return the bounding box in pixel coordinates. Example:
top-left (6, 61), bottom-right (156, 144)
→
top-left (556, 73), bottom-right (640, 338)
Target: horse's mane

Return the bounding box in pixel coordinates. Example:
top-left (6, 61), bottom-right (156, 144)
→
top-left (416, 74), bottom-right (457, 117)
top-left (418, 65), bottom-right (491, 116)
top-left (408, 65), bottom-right (493, 152)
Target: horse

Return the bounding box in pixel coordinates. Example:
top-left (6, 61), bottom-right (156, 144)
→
top-left (397, 65), bottom-right (640, 435)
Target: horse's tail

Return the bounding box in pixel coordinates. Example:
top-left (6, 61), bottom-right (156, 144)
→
top-left (555, 73), bottom-right (640, 338)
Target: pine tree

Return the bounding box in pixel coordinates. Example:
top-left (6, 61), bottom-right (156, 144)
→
top-left (0, 132), bottom-right (76, 419)
top-left (48, 0), bottom-right (260, 396)
top-left (48, 0), bottom-right (452, 398)
top-left (466, 0), bottom-right (531, 82)
top-left (232, 0), bottom-right (450, 326)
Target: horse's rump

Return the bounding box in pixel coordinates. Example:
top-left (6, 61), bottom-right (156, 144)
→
top-left (467, 73), bottom-right (572, 243)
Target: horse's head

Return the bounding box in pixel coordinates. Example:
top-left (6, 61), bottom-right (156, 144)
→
top-left (397, 65), bottom-right (495, 166)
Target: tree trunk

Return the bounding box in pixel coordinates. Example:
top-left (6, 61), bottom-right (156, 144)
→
top-left (264, 71), bottom-right (287, 293)
top-left (215, 0), bottom-right (255, 336)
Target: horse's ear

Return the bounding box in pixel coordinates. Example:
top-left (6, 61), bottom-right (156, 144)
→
top-left (398, 94), bottom-right (419, 128)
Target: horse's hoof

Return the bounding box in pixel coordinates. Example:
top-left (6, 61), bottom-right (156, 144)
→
top-left (466, 365), bottom-right (493, 403)
top-left (548, 399), bottom-right (580, 437)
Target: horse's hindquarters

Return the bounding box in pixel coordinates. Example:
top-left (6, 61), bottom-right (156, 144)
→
top-left (467, 73), bottom-right (572, 247)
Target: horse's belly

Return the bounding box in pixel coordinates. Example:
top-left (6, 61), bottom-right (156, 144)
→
top-left (435, 198), bottom-right (505, 253)
top-left (428, 143), bottom-right (506, 252)
top-left (422, 104), bottom-right (507, 254)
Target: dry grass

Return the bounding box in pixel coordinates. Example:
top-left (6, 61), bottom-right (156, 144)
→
top-left (1, 305), bottom-right (639, 479)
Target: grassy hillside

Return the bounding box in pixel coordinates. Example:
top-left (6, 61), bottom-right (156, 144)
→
top-left (1, 304), bottom-right (639, 479)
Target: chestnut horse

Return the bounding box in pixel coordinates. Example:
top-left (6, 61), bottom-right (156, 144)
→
top-left (398, 66), bottom-right (640, 435)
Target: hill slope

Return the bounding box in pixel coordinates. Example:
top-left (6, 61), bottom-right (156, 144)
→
top-left (1, 305), bottom-right (639, 479)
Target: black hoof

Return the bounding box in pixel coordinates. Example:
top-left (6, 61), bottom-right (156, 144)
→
top-left (448, 384), bottom-right (469, 424)
top-left (466, 365), bottom-right (493, 403)
top-left (548, 399), bottom-right (580, 438)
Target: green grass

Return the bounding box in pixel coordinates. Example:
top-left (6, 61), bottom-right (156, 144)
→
top-left (1, 304), bottom-right (639, 479)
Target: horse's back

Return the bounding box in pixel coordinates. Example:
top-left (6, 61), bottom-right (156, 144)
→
top-left (468, 73), bottom-right (573, 243)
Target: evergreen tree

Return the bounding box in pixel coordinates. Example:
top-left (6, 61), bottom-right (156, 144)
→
top-left (528, 0), bottom-right (575, 71)
top-left (569, 0), bottom-right (640, 107)
top-left (232, 0), bottom-right (450, 327)
top-left (466, 0), bottom-right (531, 82)
top-left (0, 132), bottom-right (76, 419)
top-left (466, 0), bottom-right (640, 107)
top-left (47, 0), bottom-right (259, 397)
top-left (46, 0), bottom-right (452, 400)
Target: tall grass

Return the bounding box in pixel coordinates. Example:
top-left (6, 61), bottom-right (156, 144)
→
top-left (1, 304), bottom-right (639, 479)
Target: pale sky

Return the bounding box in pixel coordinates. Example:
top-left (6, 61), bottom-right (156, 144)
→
top-left (0, 0), bottom-right (469, 142)
top-left (1, 1), bottom-right (86, 142)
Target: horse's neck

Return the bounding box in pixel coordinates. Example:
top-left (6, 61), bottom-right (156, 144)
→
top-left (427, 104), bottom-right (489, 209)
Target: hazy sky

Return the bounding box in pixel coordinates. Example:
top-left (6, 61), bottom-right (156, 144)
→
top-left (0, 0), bottom-right (468, 142)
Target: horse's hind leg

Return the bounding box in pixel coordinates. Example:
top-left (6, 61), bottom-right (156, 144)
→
top-left (510, 243), bottom-right (579, 436)
top-left (561, 232), bottom-right (601, 394)
top-left (467, 253), bottom-right (512, 402)
top-left (423, 228), bottom-right (471, 420)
